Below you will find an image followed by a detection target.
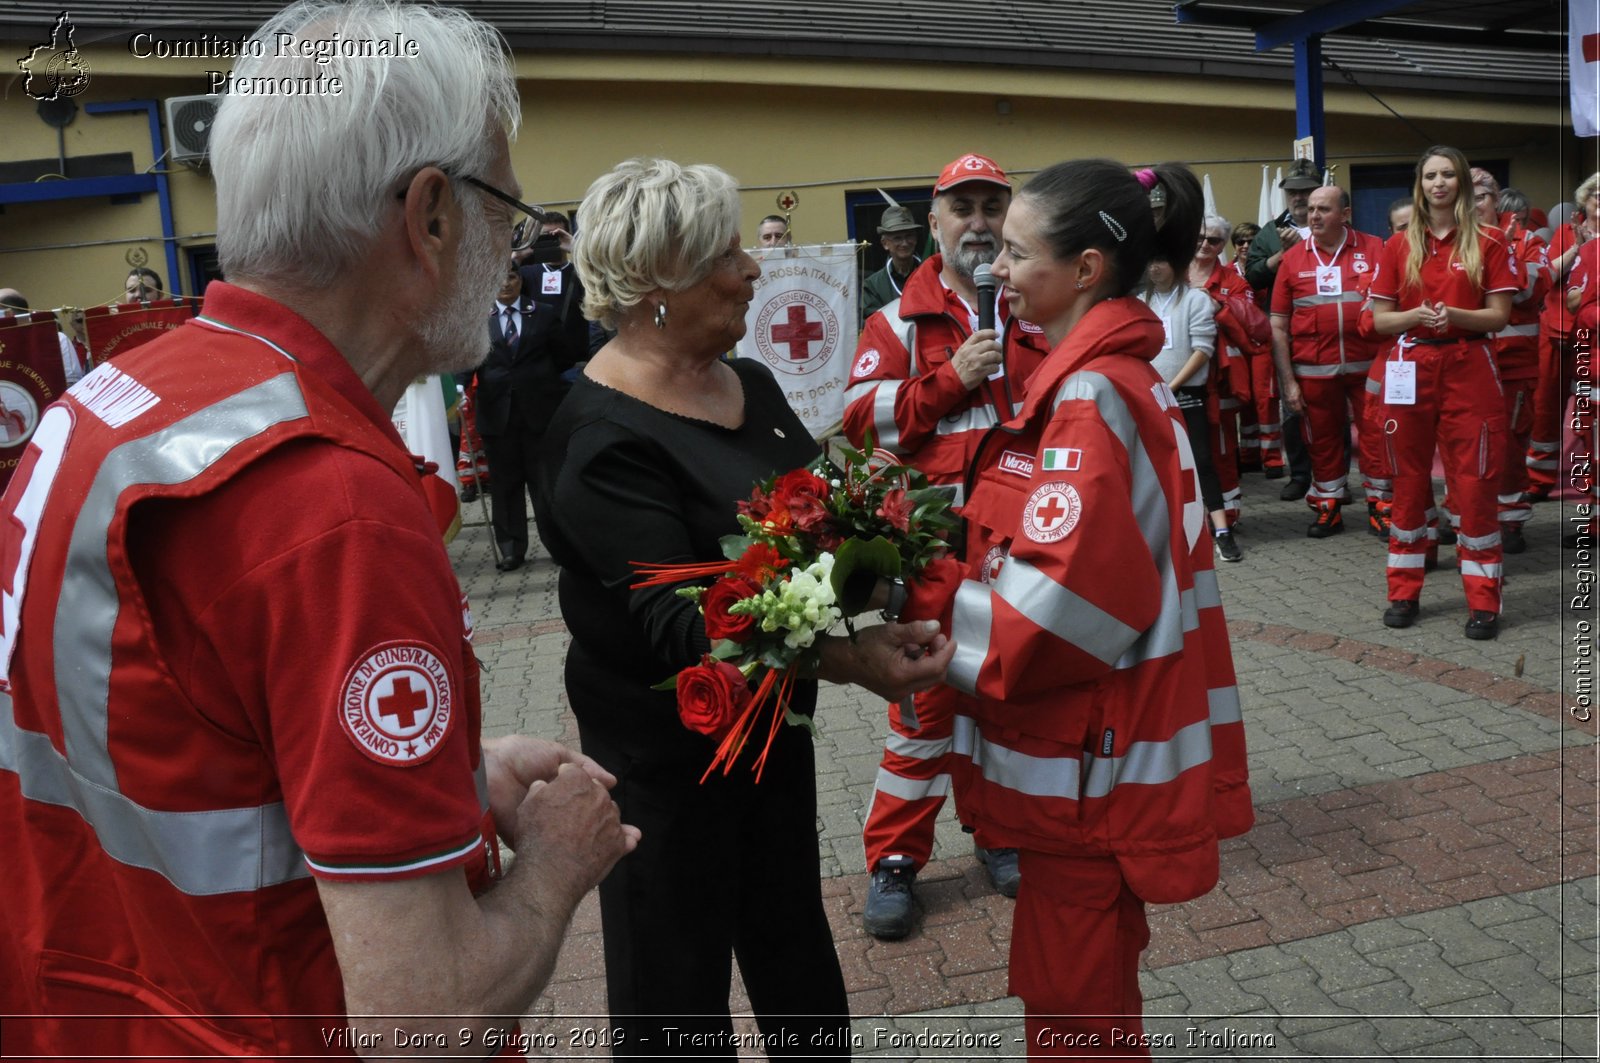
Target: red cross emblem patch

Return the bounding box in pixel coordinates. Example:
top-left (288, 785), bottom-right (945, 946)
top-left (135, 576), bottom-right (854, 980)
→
top-left (1022, 481), bottom-right (1082, 544)
top-left (339, 641), bottom-right (454, 766)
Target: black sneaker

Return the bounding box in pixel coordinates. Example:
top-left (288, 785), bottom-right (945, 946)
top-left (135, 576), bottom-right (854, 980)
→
top-left (1214, 530), bottom-right (1243, 563)
top-left (1382, 599), bottom-right (1420, 628)
top-left (976, 845), bottom-right (1020, 898)
top-left (1465, 610), bottom-right (1499, 640)
top-left (1501, 523), bottom-right (1526, 554)
top-left (1307, 501), bottom-right (1344, 538)
top-left (1279, 478), bottom-right (1310, 501)
top-left (1437, 523), bottom-right (1458, 546)
top-left (1263, 464), bottom-right (1286, 480)
top-left (863, 856), bottom-right (917, 940)
top-left (460, 483), bottom-right (479, 503)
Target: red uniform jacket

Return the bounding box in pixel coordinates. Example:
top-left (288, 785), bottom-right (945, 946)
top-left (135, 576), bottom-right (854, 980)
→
top-left (1271, 227), bottom-right (1384, 376)
top-left (940, 298), bottom-right (1252, 905)
top-left (0, 285), bottom-right (490, 1056)
top-left (843, 254), bottom-right (1049, 506)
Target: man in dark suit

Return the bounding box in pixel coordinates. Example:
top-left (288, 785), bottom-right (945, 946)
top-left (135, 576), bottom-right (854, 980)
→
top-left (475, 266), bottom-right (580, 571)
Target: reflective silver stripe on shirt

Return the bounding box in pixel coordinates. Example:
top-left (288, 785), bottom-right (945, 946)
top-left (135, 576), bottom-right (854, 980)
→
top-left (936, 405), bottom-right (999, 437)
top-left (1291, 292), bottom-right (1366, 307)
top-left (948, 579), bottom-right (993, 695)
top-left (884, 732), bottom-right (952, 761)
top-left (59, 374), bottom-right (311, 790)
top-left (867, 380), bottom-right (903, 453)
top-left (12, 373), bottom-right (318, 894)
top-left (1494, 323), bottom-right (1539, 338)
top-left (994, 557), bottom-right (1142, 667)
top-left (1292, 361), bottom-right (1371, 378)
top-left (953, 714), bottom-right (1079, 799)
top-left (1082, 718), bottom-right (1213, 799)
top-left (1209, 684), bottom-right (1243, 726)
top-left (872, 767), bottom-right (951, 802)
top-left (0, 690), bottom-right (310, 895)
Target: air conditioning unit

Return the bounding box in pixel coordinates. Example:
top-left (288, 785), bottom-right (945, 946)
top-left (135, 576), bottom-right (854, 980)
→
top-left (164, 96), bottom-right (219, 166)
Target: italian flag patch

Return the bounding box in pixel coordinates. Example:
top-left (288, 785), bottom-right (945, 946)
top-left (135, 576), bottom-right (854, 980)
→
top-left (1041, 448), bottom-right (1082, 472)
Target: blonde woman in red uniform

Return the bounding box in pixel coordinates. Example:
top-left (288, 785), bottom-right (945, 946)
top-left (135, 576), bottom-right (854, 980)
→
top-left (1369, 146), bottom-right (1516, 639)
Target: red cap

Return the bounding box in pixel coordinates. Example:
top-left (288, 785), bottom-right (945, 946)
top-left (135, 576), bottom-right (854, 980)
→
top-left (934, 153), bottom-right (1009, 195)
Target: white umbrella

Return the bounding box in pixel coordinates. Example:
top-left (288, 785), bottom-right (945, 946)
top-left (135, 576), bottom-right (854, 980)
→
top-left (1257, 165), bottom-right (1273, 226)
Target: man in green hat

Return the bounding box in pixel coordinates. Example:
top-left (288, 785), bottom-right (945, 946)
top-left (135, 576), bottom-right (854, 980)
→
top-left (861, 202), bottom-right (924, 318)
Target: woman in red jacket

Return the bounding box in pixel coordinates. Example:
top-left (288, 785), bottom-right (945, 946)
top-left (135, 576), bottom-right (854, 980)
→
top-left (915, 160), bottom-right (1253, 1057)
top-left (1368, 146), bottom-right (1516, 639)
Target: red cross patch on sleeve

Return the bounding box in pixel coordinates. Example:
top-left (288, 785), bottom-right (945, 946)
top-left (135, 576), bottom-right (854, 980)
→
top-left (339, 641), bottom-right (455, 766)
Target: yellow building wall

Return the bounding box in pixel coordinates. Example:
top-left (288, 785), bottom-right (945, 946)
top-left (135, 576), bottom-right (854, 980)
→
top-left (0, 44), bottom-right (1575, 312)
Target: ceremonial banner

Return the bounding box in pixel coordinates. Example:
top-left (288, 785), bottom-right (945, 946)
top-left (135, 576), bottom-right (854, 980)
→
top-left (391, 374), bottom-right (462, 542)
top-left (736, 243), bottom-right (859, 438)
top-left (0, 313), bottom-right (69, 491)
top-left (1572, 0), bottom-right (1599, 136)
top-left (84, 299), bottom-right (196, 365)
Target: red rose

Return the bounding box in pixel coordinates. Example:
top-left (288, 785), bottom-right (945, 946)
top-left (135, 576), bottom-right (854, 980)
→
top-left (771, 469), bottom-right (831, 533)
top-left (702, 575), bottom-right (761, 642)
top-left (876, 487), bottom-right (913, 533)
top-left (676, 655), bottom-right (752, 740)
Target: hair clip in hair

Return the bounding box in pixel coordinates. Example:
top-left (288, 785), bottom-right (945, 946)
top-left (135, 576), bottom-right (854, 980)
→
top-left (1134, 168), bottom-right (1159, 190)
top-left (1147, 185), bottom-right (1167, 209)
top-left (1099, 210), bottom-right (1128, 243)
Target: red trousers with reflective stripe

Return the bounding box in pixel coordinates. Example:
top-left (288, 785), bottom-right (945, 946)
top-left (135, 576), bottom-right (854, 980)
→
top-left (1379, 341), bottom-right (1506, 612)
top-left (862, 684), bottom-right (959, 871)
top-left (1012, 852), bottom-right (1150, 1059)
top-left (1251, 350), bottom-right (1283, 468)
top-left (1527, 334), bottom-right (1574, 491)
top-left (1498, 377), bottom-right (1536, 524)
top-left (1298, 373), bottom-right (1380, 504)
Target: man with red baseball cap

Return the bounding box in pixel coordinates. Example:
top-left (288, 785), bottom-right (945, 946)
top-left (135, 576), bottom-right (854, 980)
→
top-left (842, 152), bottom-right (1049, 939)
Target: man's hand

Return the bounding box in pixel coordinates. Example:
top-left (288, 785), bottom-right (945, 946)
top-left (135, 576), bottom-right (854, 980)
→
top-left (1278, 225), bottom-right (1302, 250)
top-left (817, 619), bottom-right (955, 703)
top-left (1282, 378), bottom-right (1304, 415)
top-left (482, 735), bottom-right (615, 847)
top-left (951, 329), bottom-right (1003, 390)
top-left (512, 762), bottom-right (639, 912)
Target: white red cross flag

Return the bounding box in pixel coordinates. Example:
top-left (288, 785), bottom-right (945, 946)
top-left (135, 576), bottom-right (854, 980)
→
top-left (1573, 0), bottom-right (1600, 137)
top-left (736, 243), bottom-right (859, 438)
top-left (84, 299), bottom-right (196, 366)
top-left (0, 313), bottom-right (69, 492)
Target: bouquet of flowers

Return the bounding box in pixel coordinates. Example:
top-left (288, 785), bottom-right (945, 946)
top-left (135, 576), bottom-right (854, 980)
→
top-left (632, 438), bottom-right (957, 781)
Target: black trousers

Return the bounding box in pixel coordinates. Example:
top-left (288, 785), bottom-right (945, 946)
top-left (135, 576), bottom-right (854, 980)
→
top-left (481, 420), bottom-right (542, 560)
top-left (1177, 390), bottom-right (1226, 514)
top-left (577, 718), bottom-right (851, 1061)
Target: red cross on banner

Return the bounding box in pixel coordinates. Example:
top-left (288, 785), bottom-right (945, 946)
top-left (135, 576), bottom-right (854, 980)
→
top-left (770, 304), bottom-right (825, 361)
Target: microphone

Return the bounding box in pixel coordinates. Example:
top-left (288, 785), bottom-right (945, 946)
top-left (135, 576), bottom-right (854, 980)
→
top-left (974, 263), bottom-right (996, 333)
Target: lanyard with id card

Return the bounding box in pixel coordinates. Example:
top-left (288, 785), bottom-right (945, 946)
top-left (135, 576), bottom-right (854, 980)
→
top-left (1315, 265), bottom-right (1343, 297)
top-left (1385, 350), bottom-right (1417, 405)
top-left (541, 270), bottom-right (563, 295)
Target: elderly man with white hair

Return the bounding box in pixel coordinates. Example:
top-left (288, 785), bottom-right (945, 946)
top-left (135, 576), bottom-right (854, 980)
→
top-left (0, 1), bottom-right (637, 1057)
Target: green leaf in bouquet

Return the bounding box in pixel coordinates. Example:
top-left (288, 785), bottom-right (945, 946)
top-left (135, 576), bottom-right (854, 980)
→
top-left (832, 535), bottom-right (903, 614)
top-left (709, 640), bottom-right (744, 661)
top-left (650, 673), bottom-right (680, 692)
top-left (783, 705), bottom-right (819, 738)
top-left (721, 533), bottom-right (755, 559)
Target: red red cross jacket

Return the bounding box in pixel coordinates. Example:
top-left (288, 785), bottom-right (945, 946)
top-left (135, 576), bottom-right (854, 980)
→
top-left (936, 297), bottom-right (1252, 905)
top-left (1271, 228), bottom-right (1384, 377)
top-left (843, 255), bottom-right (1049, 506)
top-left (0, 284), bottom-right (491, 1056)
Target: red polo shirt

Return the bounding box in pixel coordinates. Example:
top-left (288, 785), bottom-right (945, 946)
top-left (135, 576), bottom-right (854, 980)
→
top-left (1369, 227), bottom-right (1517, 341)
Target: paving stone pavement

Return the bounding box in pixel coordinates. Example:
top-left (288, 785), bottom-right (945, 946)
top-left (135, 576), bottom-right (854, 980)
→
top-left (453, 471), bottom-right (1598, 1060)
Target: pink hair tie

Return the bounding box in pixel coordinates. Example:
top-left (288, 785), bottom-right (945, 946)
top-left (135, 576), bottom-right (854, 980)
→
top-left (1135, 168), bottom-right (1159, 190)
